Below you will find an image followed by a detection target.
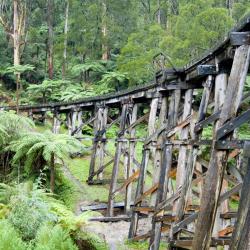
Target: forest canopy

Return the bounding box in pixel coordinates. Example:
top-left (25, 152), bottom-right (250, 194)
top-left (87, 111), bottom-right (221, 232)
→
top-left (0, 0), bottom-right (249, 105)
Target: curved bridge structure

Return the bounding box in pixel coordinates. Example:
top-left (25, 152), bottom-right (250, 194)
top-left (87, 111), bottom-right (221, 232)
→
top-left (1, 15), bottom-right (250, 250)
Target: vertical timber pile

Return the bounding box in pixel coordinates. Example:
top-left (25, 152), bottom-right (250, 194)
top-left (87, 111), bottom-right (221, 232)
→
top-left (149, 90), bottom-right (183, 250)
top-left (129, 95), bottom-right (160, 237)
top-left (125, 103), bottom-right (138, 213)
top-left (88, 103), bottom-right (108, 183)
top-left (107, 100), bottom-right (133, 216)
top-left (52, 110), bottom-right (61, 134)
top-left (192, 45), bottom-right (250, 249)
top-left (174, 75), bottom-right (213, 225)
top-left (230, 141), bottom-right (250, 250)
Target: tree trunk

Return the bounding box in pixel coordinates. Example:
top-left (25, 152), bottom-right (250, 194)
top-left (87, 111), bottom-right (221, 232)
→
top-left (170, 0), bottom-right (179, 15)
top-left (13, 0), bottom-right (20, 113)
top-left (226, 0), bottom-right (234, 17)
top-left (47, 0), bottom-right (54, 79)
top-left (157, 0), bottom-right (161, 25)
top-left (101, 0), bottom-right (108, 61)
top-left (62, 0), bottom-right (69, 79)
top-left (50, 152), bottom-right (55, 193)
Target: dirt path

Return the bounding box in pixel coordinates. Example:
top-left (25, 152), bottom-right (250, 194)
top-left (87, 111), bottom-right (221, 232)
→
top-left (61, 163), bottom-right (151, 249)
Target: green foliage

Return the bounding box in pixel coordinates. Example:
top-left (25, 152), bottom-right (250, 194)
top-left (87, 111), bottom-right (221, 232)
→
top-left (5, 65), bottom-right (35, 74)
top-left (34, 224), bottom-right (78, 250)
top-left (9, 131), bottom-right (83, 174)
top-left (0, 220), bottom-right (27, 250)
top-left (0, 182), bottom-right (56, 241)
top-left (71, 61), bottom-right (106, 76)
top-left (27, 79), bottom-right (71, 103)
top-left (0, 111), bottom-right (34, 147)
top-left (58, 84), bottom-right (96, 102)
top-left (50, 202), bottom-right (99, 232)
top-left (118, 24), bottom-right (165, 85)
top-left (76, 231), bottom-right (108, 250)
top-left (98, 71), bottom-right (128, 89)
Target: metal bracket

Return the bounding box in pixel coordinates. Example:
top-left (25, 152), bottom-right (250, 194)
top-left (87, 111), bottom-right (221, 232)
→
top-left (197, 65), bottom-right (217, 76)
top-left (230, 32), bottom-right (250, 46)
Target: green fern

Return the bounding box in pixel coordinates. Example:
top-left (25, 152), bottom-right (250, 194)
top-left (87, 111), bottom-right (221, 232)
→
top-left (34, 224), bottom-right (78, 250)
top-left (58, 84), bottom-right (96, 102)
top-left (71, 61), bottom-right (106, 76)
top-left (98, 71), bottom-right (128, 88)
top-left (0, 220), bottom-right (27, 250)
top-left (8, 131), bottom-right (83, 192)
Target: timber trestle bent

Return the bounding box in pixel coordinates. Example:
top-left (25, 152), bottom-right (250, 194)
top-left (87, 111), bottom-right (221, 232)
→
top-left (1, 15), bottom-right (250, 250)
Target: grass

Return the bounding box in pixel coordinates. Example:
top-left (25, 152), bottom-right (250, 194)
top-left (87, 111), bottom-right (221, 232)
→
top-left (122, 240), bottom-right (168, 250)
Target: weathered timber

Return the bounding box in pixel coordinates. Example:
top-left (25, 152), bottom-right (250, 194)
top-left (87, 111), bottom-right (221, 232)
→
top-left (125, 103), bottom-right (138, 213)
top-left (107, 103), bottom-right (129, 216)
top-left (230, 141), bottom-right (250, 250)
top-left (128, 96), bottom-right (159, 238)
top-left (149, 90), bottom-right (181, 250)
top-left (192, 45), bottom-right (250, 250)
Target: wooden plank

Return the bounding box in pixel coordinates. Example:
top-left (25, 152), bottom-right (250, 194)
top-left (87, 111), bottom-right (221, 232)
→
top-left (216, 109), bottom-right (250, 140)
top-left (171, 237), bottom-right (231, 248)
top-left (218, 226), bottom-right (234, 237)
top-left (172, 183), bottom-right (242, 235)
top-left (113, 169), bottom-right (140, 196)
top-left (89, 216), bottom-right (131, 222)
top-left (194, 91), bottom-right (250, 133)
top-left (125, 112), bottom-right (149, 132)
top-left (71, 115), bottom-right (96, 136)
top-left (220, 212), bottom-right (237, 219)
top-left (81, 202), bottom-right (132, 212)
top-left (88, 159), bottom-right (114, 180)
top-left (133, 206), bottom-right (155, 213)
top-left (134, 183), bottom-right (159, 204)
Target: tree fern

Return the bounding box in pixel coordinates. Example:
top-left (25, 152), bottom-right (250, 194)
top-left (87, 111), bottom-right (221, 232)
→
top-left (0, 111), bottom-right (34, 144)
top-left (71, 61), bottom-right (106, 76)
top-left (9, 131), bottom-right (83, 192)
top-left (58, 84), bottom-right (96, 102)
top-left (98, 71), bottom-right (128, 89)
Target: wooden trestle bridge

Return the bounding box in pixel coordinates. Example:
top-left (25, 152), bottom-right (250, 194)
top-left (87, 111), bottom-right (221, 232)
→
top-left (2, 16), bottom-right (250, 250)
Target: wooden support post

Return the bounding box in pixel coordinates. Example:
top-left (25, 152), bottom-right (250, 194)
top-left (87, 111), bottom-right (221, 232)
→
top-left (107, 102), bottom-right (129, 216)
top-left (230, 141), bottom-right (250, 250)
top-left (150, 97), bottom-right (168, 206)
top-left (28, 110), bottom-right (33, 120)
top-left (149, 90), bottom-right (181, 250)
top-left (41, 112), bottom-right (46, 124)
top-left (173, 89), bottom-right (193, 213)
top-left (125, 103), bottom-right (138, 213)
top-left (192, 45), bottom-right (250, 250)
top-left (52, 111), bottom-right (61, 134)
top-left (129, 96), bottom-right (159, 237)
top-left (212, 72), bottom-right (228, 250)
top-left (71, 110), bottom-right (78, 134)
top-left (76, 110), bottom-right (83, 136)
top-left (97, 106), bottom-right (108, 180)
top-left (88, 104), bottom-right (108, 182)
top-left (67, 112), bottom-right (72, 135)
